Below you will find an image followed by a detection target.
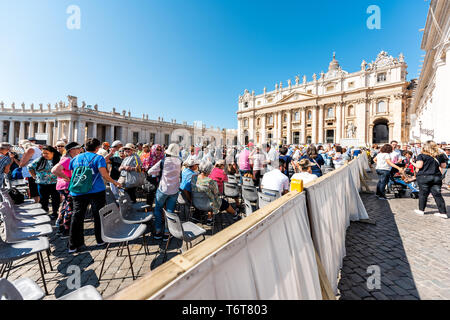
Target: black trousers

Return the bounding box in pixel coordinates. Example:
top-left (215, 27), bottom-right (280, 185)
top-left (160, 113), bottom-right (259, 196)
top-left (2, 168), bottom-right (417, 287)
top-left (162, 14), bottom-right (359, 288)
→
top-left (37, 183), bottom-right (60, 214)
top-left (69, 190), bottom-right (106, 249)
top-left (417, 175), bottom-right (447, 214)
top-left (125, 187), bottom-right (137, 203)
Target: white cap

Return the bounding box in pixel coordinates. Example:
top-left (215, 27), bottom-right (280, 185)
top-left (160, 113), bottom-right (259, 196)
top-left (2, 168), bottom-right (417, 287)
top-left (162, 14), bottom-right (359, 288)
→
top-left (111, 140), bottom-right (123, 148)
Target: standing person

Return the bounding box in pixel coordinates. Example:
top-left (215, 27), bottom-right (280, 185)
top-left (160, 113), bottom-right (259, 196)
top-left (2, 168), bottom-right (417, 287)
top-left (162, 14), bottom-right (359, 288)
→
top-left (249, 145), bottom-right (266, 187)
top-left (147, 143), bottom-right (182, 241)
top-left (373, 144), bottom-right (404, 200)
top-left (332, 146), bottom-right (345, 169)
top-left (0, 143), bottom-right (14, 188)
top-left (19, 139), bottom-right (42, 203)
top-left (145, 144), bottom-right (165, 206)
top-left (105, 146), bottom-right (127, 199)
top-left (51, 142), bottom-right (83, 237)
top-left (278, 146), bottom-right (292, 178)
top-left (300, 146), bottom-right (325, 178)
top-left (136, 143), bottom-right (144, 157)
top-left (68, 138), bottom-right (122, 253)
top-left (111, 141), bottom-right (123, 157)
top-left (97, 142), bottom-right (110, 158)
top-left (139, 144), bottom-right (151, 170)
top-left (442, 146), bottom-right (450, 190)
top-left (238, 143), bottom-right (253, 180)
top-left (409, 141), bottom-right (448, 218)
top-left (119, 143), bottom-right (144, 203)
top-left (55, 141), bottom-right (67, 157)
top-left (28, 145), bottom-right (61, 219)
top-left (266, 142), bottom-right (279, 172)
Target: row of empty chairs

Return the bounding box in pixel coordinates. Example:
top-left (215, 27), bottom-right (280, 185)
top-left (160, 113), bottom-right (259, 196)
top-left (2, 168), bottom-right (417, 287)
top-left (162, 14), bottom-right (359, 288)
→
top-left (0, 189), bottom-right (53, 295)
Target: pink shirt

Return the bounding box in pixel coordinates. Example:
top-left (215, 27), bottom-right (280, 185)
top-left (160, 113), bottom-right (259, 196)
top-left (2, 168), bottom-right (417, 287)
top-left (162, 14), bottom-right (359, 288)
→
top-left (56, 157), bottom-right (72, 191)
top-left (239, 148), bottom-right (251, 171)
top-left (209, 167), bottom-right (228, 194)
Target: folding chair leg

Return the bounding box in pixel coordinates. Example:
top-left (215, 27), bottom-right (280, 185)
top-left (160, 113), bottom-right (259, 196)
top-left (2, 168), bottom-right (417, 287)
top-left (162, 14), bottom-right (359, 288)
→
top-left (0, 262), bottom-right (7, 278)
top-left (126, 242), bottom-right (136, 280)
top-left (39, 252), bottom-right (47, 274)
top-left (36, 253), bottom-right (49, 295)
top-left (98, 243), bottom-right (111, 281)
top-left (142, 234), bottom-right (148, 255)
top-left (2, 261), bottom-right (12, 279)
top-left (46, 249), bottom-right (53, 271)
top-left (162, 235), bottom-right (171, 263)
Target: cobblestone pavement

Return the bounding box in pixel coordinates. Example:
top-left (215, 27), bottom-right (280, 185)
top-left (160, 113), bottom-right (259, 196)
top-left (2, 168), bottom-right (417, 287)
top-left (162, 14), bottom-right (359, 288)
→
top-left (338, 170), bottom-right (450, 300)
top-left (1, 193), bottom-right (236, 300)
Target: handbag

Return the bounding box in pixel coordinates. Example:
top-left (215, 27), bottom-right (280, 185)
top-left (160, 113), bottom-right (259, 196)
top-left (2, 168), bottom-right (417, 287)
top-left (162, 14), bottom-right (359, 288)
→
top-left (119, 155), bottom-right (147, 188)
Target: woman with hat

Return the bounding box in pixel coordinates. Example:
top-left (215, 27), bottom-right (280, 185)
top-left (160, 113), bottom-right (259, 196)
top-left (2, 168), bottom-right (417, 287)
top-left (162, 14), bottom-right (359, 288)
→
top-left (119, 143), bottom-right (144, 203)
top-left (28, 145), bottom-right (61, 219)
top-left (249, 144), bottom-right (266, 187)
top-left (51, 142), bottom-right (83, 237)
top-left (19, 139), bottom-right (42, 203)
top-left (147, 143), bottom-right (182, 241)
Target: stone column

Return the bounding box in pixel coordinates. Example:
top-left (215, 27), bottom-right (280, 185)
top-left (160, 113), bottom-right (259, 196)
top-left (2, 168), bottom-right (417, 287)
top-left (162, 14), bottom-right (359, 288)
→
top-left (336, 103), bottom-right (342, 143)
top-left (45, 121), bottom-right (52, 145)
top-left (260, 114), bottom-right (266, 145)
top-left (91, 122), bottom-right (97, 139)
top-left (286, 111), bottom-right (292, 144)
top-left (311, 106), bottom-right (318, 144)
top-left (0, 121), bottom-right (4, 141)
top-left (109, 125), bottom-right (115, 142)
top-left (68, 120), bottom-right (74, 142)
top-left (368, 124), bottom-right (374, 145)
top-left (77, 120), bottom-right (86, 143)
top-left (318, 105), bottom-right (324, 144)
top-left (19, 121), bottom-right (25, 141)
top-left (388, 123), bottom-right (394, 143)
top-left (300, 107), bottom-right (306, 144)
top-left (8, 121), bottom-right (15, 144)
top-left (249, 116), bottom-right (254, 141)
top-left (37, 122), bottom-right (44, 134)
top-left (277, 111), bottom-right (282, 144)
top-left (56, 120), bottom-right (62, 142)
top-left (29, 121), bottom-right (35, 138)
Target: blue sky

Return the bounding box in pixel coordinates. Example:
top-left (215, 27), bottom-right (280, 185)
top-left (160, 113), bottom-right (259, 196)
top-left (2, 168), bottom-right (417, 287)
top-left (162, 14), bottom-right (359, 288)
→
top-left (0, 0), bottom-right (429, 129)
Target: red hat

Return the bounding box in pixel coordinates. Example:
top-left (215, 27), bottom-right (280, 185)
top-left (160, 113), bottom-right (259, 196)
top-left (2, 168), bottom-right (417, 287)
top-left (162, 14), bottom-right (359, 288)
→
top-left (247, 142), bottom-right (254, 147)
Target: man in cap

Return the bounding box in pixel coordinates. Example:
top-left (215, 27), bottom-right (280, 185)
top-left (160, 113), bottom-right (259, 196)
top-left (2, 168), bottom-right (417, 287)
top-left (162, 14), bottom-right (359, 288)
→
top-left (147, 143), bottom-right (181, 241)
top-left (291, 159), bottom-right (318, 186)
top-left (180, 157), bottom-right (199, 202)
top-left (97, 142), bottom-right (110, 158)
top-left (111, 140), bottom-right (123, 157)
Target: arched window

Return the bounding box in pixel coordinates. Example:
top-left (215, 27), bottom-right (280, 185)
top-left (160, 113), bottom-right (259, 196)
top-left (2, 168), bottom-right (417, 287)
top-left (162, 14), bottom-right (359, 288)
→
top-left (377, 101), bottom-right (387, 113)
top-left (327, 107), bottom-right (334, 118)
top-left (348, 105), bottom-right (354, 116)
top-left (307, 111), bottom-right (312, 120)
top-left (294, 112), bottom-right (300, 121)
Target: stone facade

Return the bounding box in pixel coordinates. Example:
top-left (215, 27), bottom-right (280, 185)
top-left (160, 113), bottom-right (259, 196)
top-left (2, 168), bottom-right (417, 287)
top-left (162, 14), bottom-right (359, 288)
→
top-left (409, 0), bottom-right (450, 143)
top-left (237, 51), bottom-right (413, 146)
top-left (0, 95), bottom-right (237, 147)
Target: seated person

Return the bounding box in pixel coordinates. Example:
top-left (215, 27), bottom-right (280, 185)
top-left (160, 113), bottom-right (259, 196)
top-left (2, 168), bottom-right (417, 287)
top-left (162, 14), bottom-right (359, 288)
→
top-left (180, 158), bottom-right (199, 202)
top-left (209, 160), bottom-right (228, 194)
top-left (291, 159), bottom-right (318, 187)
top-left (191, 161), bottom-right (239, 225)
top-left (260, 158), bottom-right (290, 196)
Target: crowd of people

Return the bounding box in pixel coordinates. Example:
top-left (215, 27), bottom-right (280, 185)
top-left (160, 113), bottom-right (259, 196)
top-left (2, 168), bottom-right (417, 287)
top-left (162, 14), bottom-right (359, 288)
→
top-left (0, 136), bottom-right (448, 254)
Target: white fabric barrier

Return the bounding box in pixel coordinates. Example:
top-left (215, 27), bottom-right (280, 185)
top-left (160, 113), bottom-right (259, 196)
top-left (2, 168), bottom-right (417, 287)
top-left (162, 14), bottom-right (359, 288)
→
top-left (150, 192), bottom-right (322, 300)
top-left (305, 161), bottom-right (369, 294)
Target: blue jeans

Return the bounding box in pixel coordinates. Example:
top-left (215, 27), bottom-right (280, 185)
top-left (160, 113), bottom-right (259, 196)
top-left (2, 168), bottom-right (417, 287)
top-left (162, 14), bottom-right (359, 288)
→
top-left (154, 189), bottom-right (178, 233)
top-left (376, 169), bottom-right (391, 198)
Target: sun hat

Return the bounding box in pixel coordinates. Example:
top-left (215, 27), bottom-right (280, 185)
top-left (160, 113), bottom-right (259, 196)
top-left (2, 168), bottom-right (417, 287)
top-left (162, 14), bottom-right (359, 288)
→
top-left (215, 159), bottom-right (225, 166)
top-left (65, 142), bottom-right (82, 152)
top-left (165, 143), bottom-right (180, 157)
top-left (111, 140), bottom-right (123, 148)
top-left (298, 159), bottom-right (314, 168)
top-left (183, 158), bottom-right (200, 167)
top-left (124, 143), bottom-right (136, 150)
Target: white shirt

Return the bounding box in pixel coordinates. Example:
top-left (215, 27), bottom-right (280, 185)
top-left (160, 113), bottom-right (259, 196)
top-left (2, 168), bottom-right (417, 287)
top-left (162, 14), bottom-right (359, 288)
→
top-left (148, 157), bottom-right (181, 195)
top-left (390, 149), bottom-right (402, 164)
top-left (290, 172), bottom-right (318, 187)
top-left (261, 169), bottom-right (289, 194)
top-left (250, 152), bottom-right (266, 171)
top-left (376, 153), bottom-right (392, 171)
top-left (333, 153), bottom-right (345, 169)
